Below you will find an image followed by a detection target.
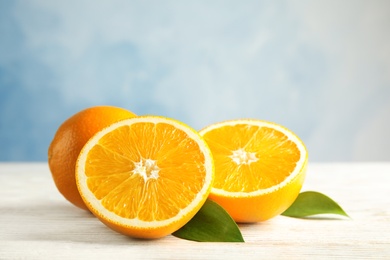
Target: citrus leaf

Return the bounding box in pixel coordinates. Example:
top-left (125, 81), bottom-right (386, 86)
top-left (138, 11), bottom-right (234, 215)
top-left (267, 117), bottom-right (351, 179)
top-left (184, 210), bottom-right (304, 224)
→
top-left (282, 191), bottom-right (349, 218)
top-left (172, 199), bottom-right (245, 242)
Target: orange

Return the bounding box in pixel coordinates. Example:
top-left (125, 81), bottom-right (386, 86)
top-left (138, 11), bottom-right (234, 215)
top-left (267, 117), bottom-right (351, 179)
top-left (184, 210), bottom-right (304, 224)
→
top-left (75, 116), bottom-right (214, 239)
top-left (199, 119), bottom-right (308, 223)
top-left (48, 106), bottom-right (136, 210)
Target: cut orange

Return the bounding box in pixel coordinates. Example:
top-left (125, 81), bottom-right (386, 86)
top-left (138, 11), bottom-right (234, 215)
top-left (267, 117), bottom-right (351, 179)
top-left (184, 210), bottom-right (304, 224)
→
top-left (199, 119), bottom-right (308, 223)
top-left (75, 116), bottom-right (214, 239)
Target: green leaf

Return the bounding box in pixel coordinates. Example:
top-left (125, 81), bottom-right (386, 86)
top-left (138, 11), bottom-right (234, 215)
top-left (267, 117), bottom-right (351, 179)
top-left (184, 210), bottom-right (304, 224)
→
top-left (282, 191), bottom-right (349, 218)
top-left (172, 199), bottom-right (244, 242)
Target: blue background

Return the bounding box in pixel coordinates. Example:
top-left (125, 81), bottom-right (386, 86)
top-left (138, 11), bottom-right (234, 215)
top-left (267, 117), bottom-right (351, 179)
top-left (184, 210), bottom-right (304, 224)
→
top-left (1, 0), bottom-right (389, 162)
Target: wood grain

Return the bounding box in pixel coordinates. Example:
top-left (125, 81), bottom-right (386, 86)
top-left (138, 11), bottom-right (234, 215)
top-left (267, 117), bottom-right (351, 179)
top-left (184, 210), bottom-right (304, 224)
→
top-left (1, 163), bottom-right (389, 259)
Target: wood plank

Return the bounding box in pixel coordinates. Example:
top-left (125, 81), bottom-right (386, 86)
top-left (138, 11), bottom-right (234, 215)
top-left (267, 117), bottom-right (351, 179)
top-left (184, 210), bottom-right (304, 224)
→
top-left (0, 163), bottom-right (389, 259)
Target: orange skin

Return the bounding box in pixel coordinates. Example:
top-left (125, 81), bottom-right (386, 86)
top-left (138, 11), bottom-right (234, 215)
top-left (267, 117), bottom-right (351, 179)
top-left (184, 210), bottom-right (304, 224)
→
top-left (209, 163), bottom-right (307, 222)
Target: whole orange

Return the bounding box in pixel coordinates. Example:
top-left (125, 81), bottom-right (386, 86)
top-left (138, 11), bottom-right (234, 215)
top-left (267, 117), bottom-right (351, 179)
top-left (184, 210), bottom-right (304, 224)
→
top-left (48, 106), bottom-right (136, 210)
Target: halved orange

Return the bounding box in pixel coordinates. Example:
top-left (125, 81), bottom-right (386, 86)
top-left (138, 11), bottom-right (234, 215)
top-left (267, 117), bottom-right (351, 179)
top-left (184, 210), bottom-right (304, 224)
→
top-left (76, 116), bottom-right (214, 239)
top-left (199, 119), bottom-right (308, 223)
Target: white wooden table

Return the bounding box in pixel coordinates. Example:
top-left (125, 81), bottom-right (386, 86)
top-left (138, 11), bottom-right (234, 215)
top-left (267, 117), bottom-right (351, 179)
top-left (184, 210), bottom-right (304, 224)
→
top-left (1, 163), bottom-right (389, 259)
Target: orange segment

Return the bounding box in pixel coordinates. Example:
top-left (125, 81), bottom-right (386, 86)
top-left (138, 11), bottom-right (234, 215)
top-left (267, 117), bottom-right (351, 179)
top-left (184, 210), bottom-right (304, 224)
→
top-left (200, 119), bottom-right (308, 223)
top-left (76, 116), bottom-right (214, 239)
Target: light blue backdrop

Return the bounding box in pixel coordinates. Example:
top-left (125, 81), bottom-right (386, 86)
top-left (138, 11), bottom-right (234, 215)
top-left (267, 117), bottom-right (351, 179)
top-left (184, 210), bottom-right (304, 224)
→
top-left (1, 0), bottom-right (389, 161)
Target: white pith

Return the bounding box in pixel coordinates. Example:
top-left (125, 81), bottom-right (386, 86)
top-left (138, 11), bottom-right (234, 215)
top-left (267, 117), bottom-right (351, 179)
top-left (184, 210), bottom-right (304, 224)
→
top-left (132, 158), bottom-right (160, 182)
top-left (230, 148), bottom-right (259, 165)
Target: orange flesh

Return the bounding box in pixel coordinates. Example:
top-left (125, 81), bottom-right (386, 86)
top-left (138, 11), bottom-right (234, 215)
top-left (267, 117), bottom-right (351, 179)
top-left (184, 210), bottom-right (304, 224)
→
top-left (202, 124), bottom-right (300, 192)
top-left (84, 122), bottom-right (206, 221)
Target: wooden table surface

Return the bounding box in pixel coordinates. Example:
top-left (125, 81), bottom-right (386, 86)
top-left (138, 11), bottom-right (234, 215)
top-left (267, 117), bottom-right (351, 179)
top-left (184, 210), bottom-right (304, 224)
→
top-left (1, 162), bottom-right (389, 259)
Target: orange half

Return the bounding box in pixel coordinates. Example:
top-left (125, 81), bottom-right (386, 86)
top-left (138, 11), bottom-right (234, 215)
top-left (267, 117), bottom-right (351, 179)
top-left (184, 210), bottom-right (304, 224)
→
top-left (76, 116), bottom-right (214, 239)
top-left (199, 119), bottom-right (308, 222)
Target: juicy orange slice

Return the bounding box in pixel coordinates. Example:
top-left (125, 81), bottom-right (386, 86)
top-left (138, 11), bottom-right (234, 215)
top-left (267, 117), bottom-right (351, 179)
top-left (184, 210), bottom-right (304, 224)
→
top-left (199, 119), bottom-right (308, 222)
top-left (76, 116), bottom-right (214, 239)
